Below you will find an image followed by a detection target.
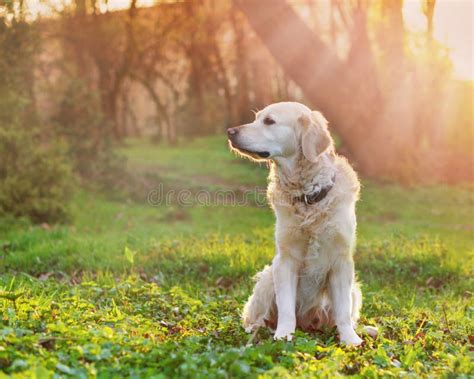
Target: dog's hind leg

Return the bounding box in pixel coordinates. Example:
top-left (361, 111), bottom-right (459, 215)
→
top-left (242, 265), bottom-right (277, 332)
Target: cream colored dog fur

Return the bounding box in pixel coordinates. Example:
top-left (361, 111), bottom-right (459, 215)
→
top-left (227, 102), bottom-right (363, 345)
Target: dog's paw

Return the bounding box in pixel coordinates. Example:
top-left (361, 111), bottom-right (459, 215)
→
top-left (340, 334), bottom-right (363, 346)
top-left (243, 319), bottom-right (264, 334)
top-left (339, 326), bottom-right (363, 346)
top-left (244, 324), bottom-right (261, 334)
top-left (274, 323), bottom-right (295, 341)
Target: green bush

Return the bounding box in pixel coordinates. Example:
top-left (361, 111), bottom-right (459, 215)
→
top-left (0, 126), bottom-right (72, 223)
top-left (0, 16), bottom-right (73, 224)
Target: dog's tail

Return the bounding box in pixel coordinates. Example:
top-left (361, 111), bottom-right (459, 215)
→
top-left (362, 325), bottom-right (379, 338)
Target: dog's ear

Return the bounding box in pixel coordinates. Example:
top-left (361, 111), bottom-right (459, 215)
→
top-left (299, 111), bottom-right (332, 162)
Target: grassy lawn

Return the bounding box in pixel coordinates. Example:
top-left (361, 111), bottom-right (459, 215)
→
top-left (0, 136), bottom-right (472, 378)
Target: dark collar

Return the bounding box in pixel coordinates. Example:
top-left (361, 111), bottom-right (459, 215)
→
top-left (294, 174), bottom-right (336, 205)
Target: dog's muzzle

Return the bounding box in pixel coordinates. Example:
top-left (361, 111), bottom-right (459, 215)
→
top-left (227, 127), bottom-right (270, 158)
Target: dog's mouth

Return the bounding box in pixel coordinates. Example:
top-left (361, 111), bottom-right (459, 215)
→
top-left (250, 150), bottom-right (270, 158)
top-left (229, 141), bottom-right (270, 159)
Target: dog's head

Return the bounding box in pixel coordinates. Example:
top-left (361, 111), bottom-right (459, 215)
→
top-left (227, 102), bottom-right (333, 163)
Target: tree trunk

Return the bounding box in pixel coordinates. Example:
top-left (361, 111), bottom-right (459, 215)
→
top-left (231, 10), bottom-right (252, 125)
top-left (184, 1), bottom-right (206, 136)
top-left (423, 0), bottom-right (436, 39)
top-left (208, 2), bottom-right (235, 128)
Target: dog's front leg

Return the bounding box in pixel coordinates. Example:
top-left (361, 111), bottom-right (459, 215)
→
top-left (272, 253), bottom-right (301, 341)
top-left (329, 258), bottom-right (363, 346)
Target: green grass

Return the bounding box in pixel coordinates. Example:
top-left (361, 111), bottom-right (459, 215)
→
top-left (0, 136), bottom-right (472, 378)
top-left (122, 136), bottom-right (268, 187)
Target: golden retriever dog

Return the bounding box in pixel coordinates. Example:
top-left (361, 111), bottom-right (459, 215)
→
top-left (227, 102), bottom-right (364, 345)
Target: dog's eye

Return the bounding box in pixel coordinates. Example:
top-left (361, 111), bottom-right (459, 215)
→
top-left (263, 117), bottom-right (275, 125)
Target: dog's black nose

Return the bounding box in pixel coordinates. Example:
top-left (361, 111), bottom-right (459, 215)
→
top-left (227, 127), bottom-right (238, 138)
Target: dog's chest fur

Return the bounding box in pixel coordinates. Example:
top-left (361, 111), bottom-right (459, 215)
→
top-left (267, 153), bottom-right (338, 230)
top-left (267, 153), bottom-right (360, 264)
